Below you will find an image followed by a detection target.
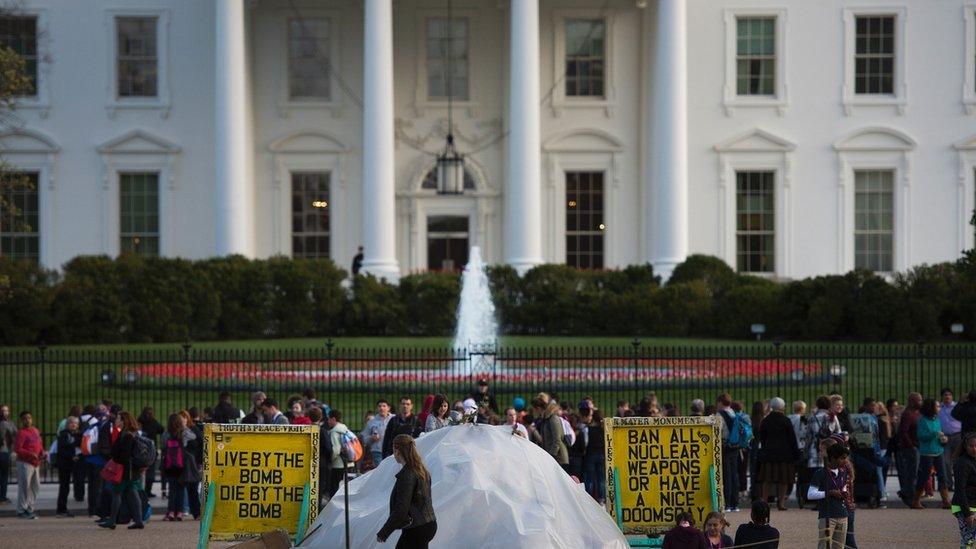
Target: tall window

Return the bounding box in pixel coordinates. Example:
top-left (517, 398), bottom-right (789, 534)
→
top-left (564, 19), bottom-right (605, 97)
top-left (566, 172), bottom-right (604, 269)
top-left (116, 17), bottom-right (158, 97)
top-left (427, 18), bottom-right (468, 100)
top-left (854, 16), bottom-right (895, 94)
top-left (119, 172), bottom-right (159, 257)
top-left (735, 171), bottom-right (775, 273)
top-left (0, 172), bottom-right (39, 261)
top-left (735, 17), bottom-right (775, 96)
top-left (854, 170), bottom-right (894, 272)
top-left (0, 16), bottom-right (37, 96)
top-left (292, 172), bottom-right (330, 259)
top-left (288, 18), bottom-right (330, 100)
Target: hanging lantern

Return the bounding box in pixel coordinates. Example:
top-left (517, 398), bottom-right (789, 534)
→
top-left (435, 0), bottom-right (464, 195)
top-left (437, 134), bottom-right (464, 195)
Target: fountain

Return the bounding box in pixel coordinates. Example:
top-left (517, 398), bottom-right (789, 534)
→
top-left (452, 246), bottom-right (498, 373)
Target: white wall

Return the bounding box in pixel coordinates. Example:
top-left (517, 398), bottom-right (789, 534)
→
top-left (6, 0), bottom-right (974, 278)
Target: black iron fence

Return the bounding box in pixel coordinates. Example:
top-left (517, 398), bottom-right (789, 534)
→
top-left (1, 341), bottom-right (974, 482)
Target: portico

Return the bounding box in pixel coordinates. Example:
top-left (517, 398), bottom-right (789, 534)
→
top-left (213, 0), bottom-right (687, 279)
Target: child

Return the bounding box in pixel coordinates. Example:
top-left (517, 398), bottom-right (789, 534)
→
top-left (807, 443), bottom-right (851, 549)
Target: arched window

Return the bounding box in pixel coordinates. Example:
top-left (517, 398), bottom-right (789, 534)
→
top-left (421, 166), bottom-right (476, 190)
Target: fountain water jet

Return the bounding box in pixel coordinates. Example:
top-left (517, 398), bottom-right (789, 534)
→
top-left (452, 246), bottom-right (497, 373)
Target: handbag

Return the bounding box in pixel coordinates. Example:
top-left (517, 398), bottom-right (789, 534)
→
top-left (101, 459), bottom-right (124, 484)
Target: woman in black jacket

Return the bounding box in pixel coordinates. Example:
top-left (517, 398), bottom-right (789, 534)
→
top-left (56, 416), bottom-right (81, 517)
top-left (758, 397), bottom-right (800, 511)
top-left (952, 431), bottom-right (976, 548)
top-left (98, 411), bottom-right (144, 530)
top-left (137, 406), bottom-right (163, 497)
top-left (377, 435), bottom-right (436, 548)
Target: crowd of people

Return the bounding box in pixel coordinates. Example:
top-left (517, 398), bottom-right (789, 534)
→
top-left (703, 387), bottom-right (976, 549)
top-left (0, 382), bottom-right (974, 548)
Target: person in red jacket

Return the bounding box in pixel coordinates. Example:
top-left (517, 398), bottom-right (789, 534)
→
top-left (14, 411), bottom-right (44, 519)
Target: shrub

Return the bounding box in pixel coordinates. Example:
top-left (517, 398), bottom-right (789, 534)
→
top-left (486, 265), bottom-right (521, 333)
top-left (667, 254), bottom-right (737, 297)
top-left (653, 281), bottom-right (711, 337)
top-left (711, 278), bottom-right (784, 339)
top-left (519, 265), bottom-right (588, 335)
top-left (117, 256), bottom-right (196, 343)
top-left (201, 256), bottom-right (273, 339)
top-left (0, 258), bottom-right (55, 344)
top-left (399, 272), bottom-right (460, 336)
top-left (345, 274), bottom-right (405, 335)
top-left (50, 256), bottom-right (131, 343)
top-left (264, 257), bottom-right (346, 338)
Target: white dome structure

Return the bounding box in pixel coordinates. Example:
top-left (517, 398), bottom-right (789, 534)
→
top-left (300, 424), bottom-right (628, 548)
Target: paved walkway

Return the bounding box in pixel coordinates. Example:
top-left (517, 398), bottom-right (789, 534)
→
top-left (0, 482), bottom-right (171, 518)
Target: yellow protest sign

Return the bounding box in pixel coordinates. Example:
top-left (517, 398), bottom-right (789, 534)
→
top-left (202, 423), bottom-right (319, 542)
top-left (604, 416), bottom-right (722, 535)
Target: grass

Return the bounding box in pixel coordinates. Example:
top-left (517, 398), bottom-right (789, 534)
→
top-left (10, 336), bottom-right (757, 352)
top-left (14, 335), bottom-right (974, 352)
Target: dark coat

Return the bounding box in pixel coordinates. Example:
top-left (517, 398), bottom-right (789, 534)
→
top-left (661, 525), bottom-right (706, 549)
top-left (733, 522), bottom-right (780, 549)
top-left (952, 452), bottom-right (976, 519)
top-left (138, 416), bottom-right (164, 443)
top-left (952, 400), bottom-right (976, 435)
top-left (759, 411), bottom-right (800, 463)
top-left (56, 429), bottom-right (80, 466)
top-left (96, 421), bottom-right (116, 461)
top-left (382, 415), bottom-right (421, 458)
top-left (110, 431), bottom-right (137, 481)
top-left (212, 402), bottom-right (241, 423)
top-left (377, 467), bottom-right (436, 541)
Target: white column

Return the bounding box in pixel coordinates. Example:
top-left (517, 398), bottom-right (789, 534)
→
top-left (214, 0), bottom-right (250, 256)
top-left (646, 0), bottom-right (688, 281)
top-left (504, 0), bottom-right (543, 275)
top-left (360, 0), bottom-right (400, 280)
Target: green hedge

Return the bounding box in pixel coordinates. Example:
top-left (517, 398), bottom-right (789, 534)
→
top-left (0, 252), bottom-right (974, 345)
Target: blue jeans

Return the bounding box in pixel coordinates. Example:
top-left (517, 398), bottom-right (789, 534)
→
top-left (0, 452), bottom-right (9, 500)
top-left (372, 451), bottom-right (383, 467)
top-left (896, 447), bottom-right (919, 499)
top-left (582, 453), bottom-right (605, 502)
top-left (845, 508), bottom-right (857, 548)
top-left (722, 445), bottom-right (740, 509)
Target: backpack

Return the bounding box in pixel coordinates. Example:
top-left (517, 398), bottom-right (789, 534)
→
top-left (810, 413), bottom-right (833, 447)
top-left (727, 411), bottom-right (753, 449)
top-left (339, 430), bottom-right (363, 463)
top-left (162, 438), bottom-right (184, 472)
top-left (131, 435), bottom-right (156, 470)
top-left (80, 424), bottom-right (99, 456)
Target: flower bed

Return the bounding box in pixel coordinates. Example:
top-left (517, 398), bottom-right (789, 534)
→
top-left (119, 358), bottom-right (826, 390)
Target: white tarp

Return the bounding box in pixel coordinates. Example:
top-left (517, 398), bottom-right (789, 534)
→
top-left (300, 423), bottom-right (629, 548)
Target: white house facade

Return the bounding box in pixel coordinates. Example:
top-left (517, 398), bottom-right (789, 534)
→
top-left (1, 0), bottom-right (975, 281)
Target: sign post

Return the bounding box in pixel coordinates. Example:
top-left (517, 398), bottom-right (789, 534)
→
top-left (200, 423), bottom-right (319, 546)
top-left (604, 416), bottom-right (722, 537)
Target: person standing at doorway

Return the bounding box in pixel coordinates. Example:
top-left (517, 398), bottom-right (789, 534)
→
top-left (352, 246), bottom-right (364, 275)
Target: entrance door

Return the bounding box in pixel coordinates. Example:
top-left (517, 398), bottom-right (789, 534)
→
top-left (427, 215), bottom-right (469, 271)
